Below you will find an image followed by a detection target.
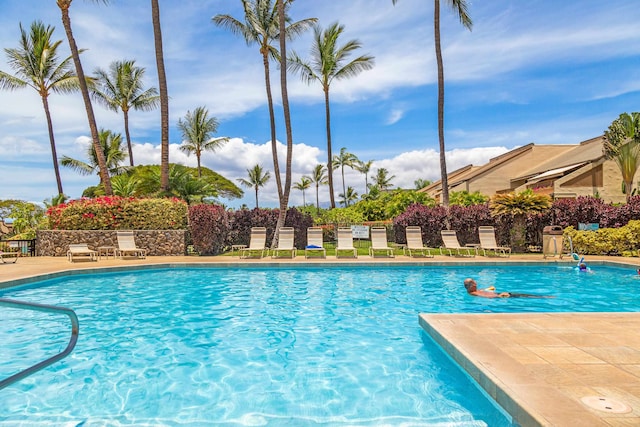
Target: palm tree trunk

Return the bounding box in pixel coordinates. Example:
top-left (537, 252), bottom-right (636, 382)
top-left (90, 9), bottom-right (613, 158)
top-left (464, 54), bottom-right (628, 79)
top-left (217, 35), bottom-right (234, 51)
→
top-left (151, 0), bottom-right (170, 193)
top-left (123, 108), bottom-right (134, 166)
top-left (41, 95), bottom-right (64, 195)
top-left (59, 3), bottom-right (113, 195)
top-left (434, 0), bottom-right (449, 207)
top-left (271, 0), bottom-right (294, 248)
top-left (316, 184), bottom-right (320, 213)
top-left (196, 155), bottom-right (202, 178)
top-left (255, 186), bottom-right (259, 209)
top-left (325, 87), bottom-right (335, 208)
top-left (263, 52), bottom-right (283, 202)
top-left (341, 166), bottom-right (346, 205)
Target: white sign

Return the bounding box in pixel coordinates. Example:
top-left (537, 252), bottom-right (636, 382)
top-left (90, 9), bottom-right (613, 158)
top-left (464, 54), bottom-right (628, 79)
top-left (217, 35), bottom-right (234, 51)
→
top-left (351, 225), bottom-right (370, 239)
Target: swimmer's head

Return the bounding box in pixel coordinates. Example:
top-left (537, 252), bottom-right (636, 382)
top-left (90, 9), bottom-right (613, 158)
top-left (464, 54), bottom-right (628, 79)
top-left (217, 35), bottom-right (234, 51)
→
top-left (579, 263), bottom-right (587, 270)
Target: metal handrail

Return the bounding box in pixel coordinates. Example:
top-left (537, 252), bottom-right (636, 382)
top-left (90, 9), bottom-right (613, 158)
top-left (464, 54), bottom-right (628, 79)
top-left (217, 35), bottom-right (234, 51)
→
top-left (0, 298), bottom-right (79, 390)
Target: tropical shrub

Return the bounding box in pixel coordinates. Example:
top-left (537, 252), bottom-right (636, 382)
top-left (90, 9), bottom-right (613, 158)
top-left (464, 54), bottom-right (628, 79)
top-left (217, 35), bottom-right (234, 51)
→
top-left (227, 207), bottom-right (313, 249)
top-left (317, 207), bottom-right (365, 226)
top-left (564, 220), bottom-right (640, 256)
top-left (449, 190), bottom-right (489, 206)
top-left (47, 196), bottom-right (188, 230)
top-left (393, 204), bottom-right (448, 247)
top-left (188, 204), bottom-right (230, 255)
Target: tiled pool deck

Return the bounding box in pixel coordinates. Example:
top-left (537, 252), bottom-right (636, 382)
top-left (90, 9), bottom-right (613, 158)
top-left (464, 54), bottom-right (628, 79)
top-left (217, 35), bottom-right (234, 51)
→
top-left (1, 254), bottom-right (639, 426)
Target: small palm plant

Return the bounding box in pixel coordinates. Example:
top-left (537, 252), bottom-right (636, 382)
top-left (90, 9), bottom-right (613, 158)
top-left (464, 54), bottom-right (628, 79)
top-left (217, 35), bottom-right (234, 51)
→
top-left (237, 164), bottom-right (271, 208)
top-left (490, 189), bottom-right (552, 252)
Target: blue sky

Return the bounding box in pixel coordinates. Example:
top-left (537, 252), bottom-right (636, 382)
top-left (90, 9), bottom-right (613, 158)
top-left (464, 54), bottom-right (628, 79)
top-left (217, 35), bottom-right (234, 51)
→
top-left (0, 0), bottom-right (639, 208)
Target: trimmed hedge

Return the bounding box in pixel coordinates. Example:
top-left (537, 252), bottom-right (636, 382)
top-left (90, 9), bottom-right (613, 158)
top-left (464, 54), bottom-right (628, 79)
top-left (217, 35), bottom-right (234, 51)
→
top-left (47, 196), bottom-right (188, 230)
top-left (564, 220), bottom-right (640, 256)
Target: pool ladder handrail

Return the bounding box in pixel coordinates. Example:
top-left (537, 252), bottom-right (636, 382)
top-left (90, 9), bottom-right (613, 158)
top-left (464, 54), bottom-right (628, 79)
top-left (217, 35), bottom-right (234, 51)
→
top-left (0, 298), bottom-right (79, 390)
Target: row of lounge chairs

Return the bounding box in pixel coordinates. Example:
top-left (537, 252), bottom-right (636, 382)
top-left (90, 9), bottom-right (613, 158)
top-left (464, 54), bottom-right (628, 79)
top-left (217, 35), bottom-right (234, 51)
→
top-left (67, 231), bottom-right (147, 262)
top-left (239, 225), bottom-right (511, 259)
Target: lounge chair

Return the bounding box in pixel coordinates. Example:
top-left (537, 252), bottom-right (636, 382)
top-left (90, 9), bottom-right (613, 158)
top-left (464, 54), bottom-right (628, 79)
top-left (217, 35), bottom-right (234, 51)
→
top-left (336, 227), bottom-right (357, 258)
top-left (0, 248), bottom-right (19, 263)
top-left (440, 230), bottom-right (475, 257)
top-left (369, 227), bottom-right (394, 258)
top-left (240, 227), bottom-right (268, 259)
top-left (116, 231), bottom-right (147, 259)
top-left (305, 227), bottom-right (326, 259)
top-left (271, 227), bottom-right (297, 258)
top-left (67, 243), bottom-right (97, 262)
top-left (478, 226), bottom-right (511, 257)
top-left (404, 226), bottom-right (434, 258)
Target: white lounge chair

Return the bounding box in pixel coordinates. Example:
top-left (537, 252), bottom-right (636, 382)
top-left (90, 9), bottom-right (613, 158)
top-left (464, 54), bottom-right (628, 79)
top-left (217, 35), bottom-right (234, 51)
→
top-left (440, 230), bottom-right (475, 257)
top-left (369, 227), bottom-right (394, 258)
top-left (67, 243), bottom-right (97, 262)
top-left (272, 227), bottom-right (297, 258)
top-left (336, 227), bottom-right (357, 258)
top-left (404, 226), bottom-right (434, 258)
top-left (478, 226), bottom-right (511, 257)
top-left (240, 227), bottom-right (268, 259)
top-left (305, 227), bottom-right (326, 259)
top-left (0, 249), bottom-right (19, 263)
top-left (116, 231), bottom-right (147, 259)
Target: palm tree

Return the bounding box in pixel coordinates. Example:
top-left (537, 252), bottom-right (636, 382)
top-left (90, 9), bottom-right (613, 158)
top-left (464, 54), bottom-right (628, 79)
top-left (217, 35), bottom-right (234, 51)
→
top-left (237, 164), bottom-right (271, 208)
top-left (151, 0), bottom-right (170, 193)
top-left (213, 0), bottom-right (315, 246)
top-left (354, 159), bottom-right (373, 195)
top-left (56, 0), bottom-right (113, 195)
top-left (177, 106), bottom-right (229, 178)
top-left (373, 168), bottom-right (395, 191)
top-left (293, 176), bottom-right (311, 206)
top-left (288, 22), bottom-right (374, 209)
top-left (0, 21), bottom-right (80, 196)
top-left (414, 178), bottom-right (432, 190)
top-left (338, 186), bottom-right (359, 207)
top-left (603, 112), bottom-right (640, 202)
top-left (490, 189), bottom-right (551, 252)
top-left (310, 164), bottom-right (328, 213)
top-left (392, 0), bottom-right (472, 207)
top-left (332, 147), bottom-right (358, 202)
top-left (60, 129), bottom-right (128, 180)
top-left (92, 59), bottom-right (159, 166)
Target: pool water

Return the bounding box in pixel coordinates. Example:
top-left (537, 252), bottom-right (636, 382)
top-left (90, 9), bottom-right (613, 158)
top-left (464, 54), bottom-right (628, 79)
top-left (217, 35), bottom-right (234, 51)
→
top-left (1, 264), bottom-right (638, 426)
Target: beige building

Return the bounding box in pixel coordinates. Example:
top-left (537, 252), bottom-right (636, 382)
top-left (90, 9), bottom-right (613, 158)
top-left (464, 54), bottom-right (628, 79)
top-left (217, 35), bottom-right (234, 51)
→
top-left (421, 136), bottom-right (628, 204)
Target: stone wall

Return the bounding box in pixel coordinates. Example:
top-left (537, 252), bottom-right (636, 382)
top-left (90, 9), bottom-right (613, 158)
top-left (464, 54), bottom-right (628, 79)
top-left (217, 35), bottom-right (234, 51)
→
top-left (37, 230), bottom-right (187, 256)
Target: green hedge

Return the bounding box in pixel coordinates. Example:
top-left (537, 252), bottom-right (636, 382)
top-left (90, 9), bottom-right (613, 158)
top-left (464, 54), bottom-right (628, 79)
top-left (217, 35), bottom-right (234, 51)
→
top-left (47, 196), bottom-right (188, 230)
top-left (564, 220), bottom-right (640, 256)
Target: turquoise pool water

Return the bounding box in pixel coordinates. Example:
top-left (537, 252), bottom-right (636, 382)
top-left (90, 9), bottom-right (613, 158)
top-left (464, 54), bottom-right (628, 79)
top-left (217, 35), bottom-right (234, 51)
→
top-left (1, 264), bottom-right (638, 426)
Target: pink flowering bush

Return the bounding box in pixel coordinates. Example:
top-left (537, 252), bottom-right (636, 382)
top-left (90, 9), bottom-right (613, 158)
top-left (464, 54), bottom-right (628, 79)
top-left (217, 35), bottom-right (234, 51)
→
top-left (47, 196), bottom-right (188, 230)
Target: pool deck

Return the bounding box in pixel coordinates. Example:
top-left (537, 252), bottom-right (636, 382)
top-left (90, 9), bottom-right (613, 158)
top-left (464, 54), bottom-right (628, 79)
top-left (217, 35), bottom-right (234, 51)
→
top-left (1, 254), bottom-right (640, 426)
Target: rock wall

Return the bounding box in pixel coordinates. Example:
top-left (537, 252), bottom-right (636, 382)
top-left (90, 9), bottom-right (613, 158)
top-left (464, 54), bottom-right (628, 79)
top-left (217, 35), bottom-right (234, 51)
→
top-left (37, 230), bottom-right (187, 256)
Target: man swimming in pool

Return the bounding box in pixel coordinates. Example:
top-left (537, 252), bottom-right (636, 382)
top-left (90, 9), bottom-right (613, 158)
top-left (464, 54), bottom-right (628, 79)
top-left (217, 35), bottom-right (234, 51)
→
top-left (463, 278), bottom-right (554, 299)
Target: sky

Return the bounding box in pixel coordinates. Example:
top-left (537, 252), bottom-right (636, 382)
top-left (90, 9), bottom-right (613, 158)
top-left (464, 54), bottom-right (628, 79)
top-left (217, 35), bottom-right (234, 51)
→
top-left (0, 0), bottom-right (639, 208)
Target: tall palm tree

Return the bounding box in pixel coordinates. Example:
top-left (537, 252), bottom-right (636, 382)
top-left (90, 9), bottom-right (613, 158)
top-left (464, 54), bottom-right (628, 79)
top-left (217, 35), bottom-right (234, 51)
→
top-left (60, 129), bottom-right (128, 180)
top-left (213, 0), bottom-right (315, 246)
top-left (338, 186), bottom-right (358, 207)
top-left (603, 112), bottom-right (640, 202)
top-left (392, 0), bottom-right (472, 206)
top-left (293, 176), bottom-right (311, 206)
top-left (0, 21), bottom-right (80, 196)
top-left (177, 106), bottom-right (229, 178)
top-left (288, 22), bottom-right (374, 209)
top-left (92, 59), bottom-right (159, 166)
top-left (56, 0), bottom-right (113, 195)
top-left (332, 147), bottom-right (358, 202)
top-left (373, 168), bottom-right (395, 191)
top-left (151, 0), bottom-right (170, 193)
top-left (237, 164), bottom-right (271, 208)
top-left (354, 159), bottom-right (373, 195)
top-left (310, 164), bottom-right (328, 213)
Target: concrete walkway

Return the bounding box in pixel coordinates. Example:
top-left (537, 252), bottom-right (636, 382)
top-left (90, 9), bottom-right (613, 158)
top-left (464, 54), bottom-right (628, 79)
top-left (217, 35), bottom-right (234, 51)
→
top-left (1, 254), bottom-right (640, 426)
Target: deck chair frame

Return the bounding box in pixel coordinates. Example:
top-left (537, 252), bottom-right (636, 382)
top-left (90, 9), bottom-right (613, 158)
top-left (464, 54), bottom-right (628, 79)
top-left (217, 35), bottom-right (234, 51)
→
top-left (369, 227), bottom-right (394, 258)
top-left (478, 226), bottom-right (511, 257)
top-left (439, 230), bottom-right (475, 257)
top-left (304, 227), bottom-right (326, 259)
top-left (67, 243), bottom-right (97, 262)
top-left (336, 227), bottom-right (358, 258)
top-left (0, 250), bottom-right (19, 263)
top-left (116, 231), bottom-right (147, 259)
top-left (240, 227), bottom-right (268, 259)
top-left (271, 227), bottom-right (297, 258)
top-left (404, 226), bottom-right (434, 258)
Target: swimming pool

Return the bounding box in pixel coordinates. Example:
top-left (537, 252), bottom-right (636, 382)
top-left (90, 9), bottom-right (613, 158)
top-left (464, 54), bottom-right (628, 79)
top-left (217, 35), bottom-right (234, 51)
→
top-left (1, 263), bottom-right (637, 426)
